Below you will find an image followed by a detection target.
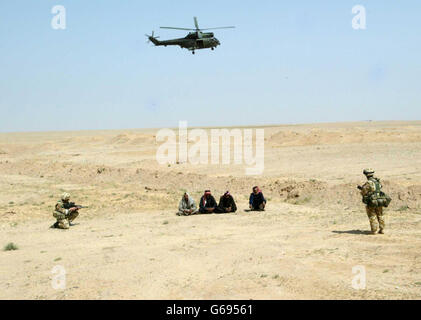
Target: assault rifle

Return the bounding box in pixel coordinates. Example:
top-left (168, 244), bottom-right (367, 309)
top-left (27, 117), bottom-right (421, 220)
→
top-left (68, 202), bottom-right (88, 209)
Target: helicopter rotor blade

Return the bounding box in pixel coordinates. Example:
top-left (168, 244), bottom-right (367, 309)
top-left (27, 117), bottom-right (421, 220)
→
top-left (145, 33), bottom-right (151, 43)
top-left (159, 18), bottom-right (235, 32)
top-left (194, 17), bottom-right (200, 31)
top-left (200, 26), bottom-right (236, 30)
top-left (160, 27), bottom-right (195, 31)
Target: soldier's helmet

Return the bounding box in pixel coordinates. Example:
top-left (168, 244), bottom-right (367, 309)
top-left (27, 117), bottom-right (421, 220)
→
top-left (363, 168), bottom-right (375, 176)
top-left (61, 192), bottom-right (71, 201)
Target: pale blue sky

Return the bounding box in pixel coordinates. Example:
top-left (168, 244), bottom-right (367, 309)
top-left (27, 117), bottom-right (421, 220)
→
top-left (0, 0), bottom-right (420, 132)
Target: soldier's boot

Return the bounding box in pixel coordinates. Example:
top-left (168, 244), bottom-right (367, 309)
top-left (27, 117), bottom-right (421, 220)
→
top-left (57, 219), bottom-right (70, 229)
top-left (50, 221), bottom-right (60, 229)
top-left (378, 229), bottom-right (384, 234)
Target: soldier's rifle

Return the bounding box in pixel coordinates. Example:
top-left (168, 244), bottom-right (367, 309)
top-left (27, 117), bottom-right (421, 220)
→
top-left (68, 202), bottom-right (89, 210)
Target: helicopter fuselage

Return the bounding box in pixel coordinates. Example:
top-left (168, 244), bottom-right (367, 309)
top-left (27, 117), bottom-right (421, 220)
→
top-left (147, 17), bottom-right (234, 54)
top-left (149, 33), bottom-right (220, 51)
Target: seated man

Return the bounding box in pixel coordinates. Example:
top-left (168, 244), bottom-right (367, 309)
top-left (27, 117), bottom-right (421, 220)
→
top-left (52, 192), bottom-right (80, 229)
top-left (199, 190), bottom-right (217, 214)
top-left (249, 186), bottom-right (266, 211)
top-left (216, 191), bottom-right (237, 214)
top-left (177, 192), bottom-right (198, 216)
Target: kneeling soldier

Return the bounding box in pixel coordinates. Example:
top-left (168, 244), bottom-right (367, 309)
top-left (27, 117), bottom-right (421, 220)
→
top-left (52, 193), bottom-right (80, 229)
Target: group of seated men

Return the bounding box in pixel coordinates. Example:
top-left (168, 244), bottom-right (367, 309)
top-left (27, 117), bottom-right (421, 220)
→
top-left (177, 186), bottom-right (267, 216)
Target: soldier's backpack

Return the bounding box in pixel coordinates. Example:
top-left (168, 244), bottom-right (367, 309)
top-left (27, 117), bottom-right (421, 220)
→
top-left (366, 178), bottom-right (392, 208)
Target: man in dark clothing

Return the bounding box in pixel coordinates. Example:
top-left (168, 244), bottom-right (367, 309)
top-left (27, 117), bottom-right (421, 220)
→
top-left (216, 191), bottom-right (237, 214)
top-left (199, 190), bottom-right (217, 214)
top-left (249, 186), bottom-right (266, 211)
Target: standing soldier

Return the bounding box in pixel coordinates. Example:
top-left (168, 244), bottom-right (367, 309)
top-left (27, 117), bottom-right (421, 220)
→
top-left (358, 169), bottom-right (391, 235)
top-left (52, 193), bottom-right (80, 229)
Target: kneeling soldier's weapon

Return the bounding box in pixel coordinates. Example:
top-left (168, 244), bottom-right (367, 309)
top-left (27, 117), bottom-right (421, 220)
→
top-left (69, 202), bottom-right (88, 209)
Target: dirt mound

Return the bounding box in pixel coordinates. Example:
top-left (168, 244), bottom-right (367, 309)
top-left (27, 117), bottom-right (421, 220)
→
top-left (269, 128), bottom-right (421, 147)
top-left (107, 133), bottom-right (154, 146)
top-left (107, 134), bottom-right (131, 144)
top-left (258, 178), bottom-right (421, 212)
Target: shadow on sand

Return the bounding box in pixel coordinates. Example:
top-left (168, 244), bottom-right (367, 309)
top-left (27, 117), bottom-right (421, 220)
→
top-left (332, 230), bottom-right (373, 235)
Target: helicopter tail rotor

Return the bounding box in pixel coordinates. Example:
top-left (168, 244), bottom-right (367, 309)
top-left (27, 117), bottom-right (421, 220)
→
top-left (145, 31), bottom-right (160, 45)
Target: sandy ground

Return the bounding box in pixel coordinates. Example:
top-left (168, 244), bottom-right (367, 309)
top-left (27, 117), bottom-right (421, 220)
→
top-left (0, 121), bottom-right (421, 299)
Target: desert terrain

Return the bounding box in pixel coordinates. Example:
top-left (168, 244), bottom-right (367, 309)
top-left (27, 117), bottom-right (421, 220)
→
top-left (0, 121), bottom-right (420, 300)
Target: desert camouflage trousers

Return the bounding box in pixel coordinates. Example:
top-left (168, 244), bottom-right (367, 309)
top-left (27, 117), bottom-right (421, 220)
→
top-left (366, 206), bottom-right (385, 233)
top-left (54, 211), bottom-right (79, 229)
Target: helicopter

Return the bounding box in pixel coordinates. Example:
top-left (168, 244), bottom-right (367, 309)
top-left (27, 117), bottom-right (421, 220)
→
top-left (146, 17), bottom-right (235, 54)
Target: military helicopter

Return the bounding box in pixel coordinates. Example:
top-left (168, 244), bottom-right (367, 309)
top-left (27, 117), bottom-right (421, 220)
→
top-left (146, 17), bottom-right (235, 54)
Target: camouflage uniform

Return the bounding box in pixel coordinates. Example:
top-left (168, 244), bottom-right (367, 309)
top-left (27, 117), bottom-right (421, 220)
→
top-left (360, 169), bottom-right (385, 234)
top-left (53, 193), bottom-right (79, 229)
